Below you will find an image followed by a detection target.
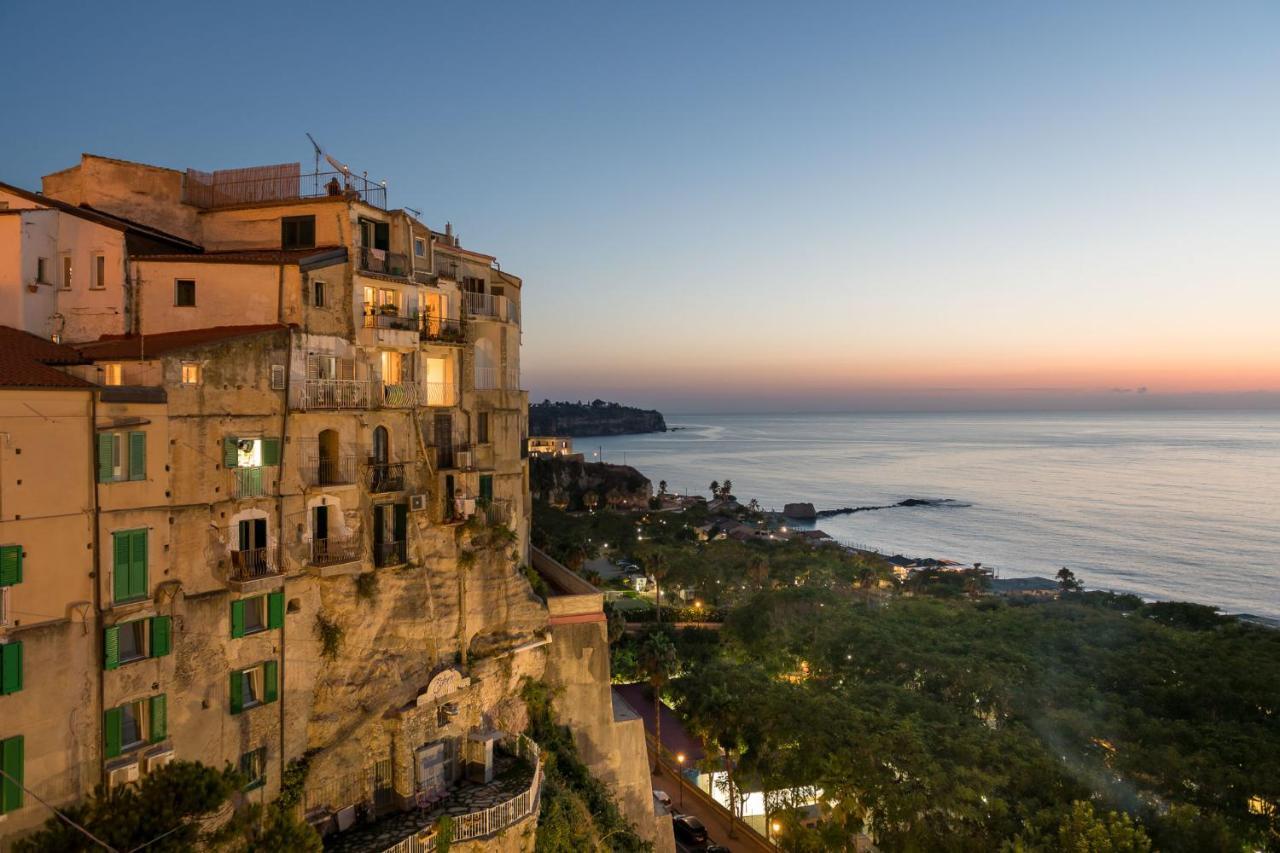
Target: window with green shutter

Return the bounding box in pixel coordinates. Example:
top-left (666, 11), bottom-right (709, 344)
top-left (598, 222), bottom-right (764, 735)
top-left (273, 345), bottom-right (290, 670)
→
top-left (263, 660), bottom-right (278, 704)
top-left (0, 735), bottom-right (22, 814)
top-left (224, 437), bottom-right (240, 469)
top-left (0, 642), bottom-right (21, 695)
top-left (151, 616), bottom-right (171, 657)
top-left (230, 669), bottom-right (245, 714)
top-left (0, 545), bottom-right (21, 587)
top-left (261, 438), bottom-right (281, 466)
top-left (97, 432), bottom-right (116, 483)
top-left (104, 625), bottom-right (120, 670)
top-left (267, 591), bottom-right (284, 630)
top-left (230, 599), bottom-right (246, 638)
top-left (479, 474), bottom-right (493, 505)
top-left (112, 530), bottom-right (147, 604)
top-left (128, 431), bottom-right (146, 480)
top-left (150, 694), bottom-right (167, 743)
top-left (240, 746), bottom-right (267, 791)
top-left (104, 706), bottom-right (123, 758)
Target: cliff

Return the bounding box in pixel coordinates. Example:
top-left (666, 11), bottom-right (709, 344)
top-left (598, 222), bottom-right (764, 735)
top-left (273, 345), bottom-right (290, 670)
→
top-left (530, 457), bottom-right (652, 511)
top-left (529, 400), bottom-right (667, 437)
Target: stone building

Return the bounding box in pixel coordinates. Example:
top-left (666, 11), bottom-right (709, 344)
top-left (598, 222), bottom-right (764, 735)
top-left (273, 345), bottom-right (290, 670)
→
top-left (0, 155), bottom-right (672, 851)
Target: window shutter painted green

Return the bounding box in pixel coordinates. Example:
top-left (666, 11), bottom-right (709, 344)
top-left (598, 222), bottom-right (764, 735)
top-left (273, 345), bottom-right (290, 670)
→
top-left (151, 616), bottom-right (171, 658)
top-left (103, 626), bottom-right (120, 670)
top-left (230, 670), bottom-right (244, 714)
top-left (104, 707), bottom-right (122, 758)
top-left (267, 591), bottom-right (283, 630)
top-left (223, 437), bottom-right (239, 468)
top-left (0, 545), bottom-right (20, 587)
top-left (112, 533), bottom-right (130, 602)
top-left (97, 432), bottom-right (115, 483)
top-left (0, 736), bottom-right (22, 813)
top-left (230, 600), bottom-right (246, 639)
top-left (263, 660), bottom-right (278, 704)
top-left (128, 431), bottom-right (146, 480)
top-left (261, 438), bottom-right (281, 466)
top-left (479, 475), bottom-right (493, 504)
top-left (128, 530), bottom-right (147, 600)
top-left (0, 643), bottom-right (21, 695)
top-left (149, 694), bottom-right (167, 743)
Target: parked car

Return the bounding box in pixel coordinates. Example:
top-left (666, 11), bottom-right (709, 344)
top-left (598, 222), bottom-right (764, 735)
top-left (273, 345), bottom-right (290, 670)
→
top-left (652, 789), bottom-right (672, 809)
top-left (673, 814), bottom-right (709, 846)
top-left (706, 846), bottom-right (731, 853)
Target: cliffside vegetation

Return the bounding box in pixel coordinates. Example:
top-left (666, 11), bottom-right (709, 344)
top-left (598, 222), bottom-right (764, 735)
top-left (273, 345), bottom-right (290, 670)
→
top-left (530, 400), bottom-right (666, 437)
top-left (530, 456), bottom-right (651, 513)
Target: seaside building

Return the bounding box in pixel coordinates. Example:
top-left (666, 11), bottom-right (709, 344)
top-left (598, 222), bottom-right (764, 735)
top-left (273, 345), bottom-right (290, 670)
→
top-left (0, 154), bottom-right (670, 851)
top-left (526, 436), bottom-right (574, 459)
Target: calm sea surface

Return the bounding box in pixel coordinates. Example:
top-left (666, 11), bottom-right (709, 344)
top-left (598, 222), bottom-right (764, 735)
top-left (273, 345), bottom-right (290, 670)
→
top-left (586, 411), bottom-right (1280, 621)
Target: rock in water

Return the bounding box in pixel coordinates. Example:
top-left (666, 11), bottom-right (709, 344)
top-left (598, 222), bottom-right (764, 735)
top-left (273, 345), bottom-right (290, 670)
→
top-left (783, 502), bottom-right (817, 519)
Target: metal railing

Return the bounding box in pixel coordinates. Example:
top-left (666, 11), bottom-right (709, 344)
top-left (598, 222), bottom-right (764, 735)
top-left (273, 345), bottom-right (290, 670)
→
top-left (419, 316), bottom-right (465, 344)
top-left (362, 462), bottom-right (406, 493)
top-left (374, 540), bottom-right (407, 567)
top-left (304, 454), bottom-right (357, 486)
top-left (478, 498), bottom-right (513, 527)
top-left (183, 166), bottom-right (387, 210)
top-left (297, 379), bottom-right (376, 410)
top-left (0, 588), bottom-right (9, 628)
top-left (504, 368), bottom-right (521, 391)
top-left (463, 292), bottom-right (519, 325)
top-left (423, 382), bottom-right (457, 407)
top-left (434, 257), bottom-right (460, 280)
top-left (381, 383), bottom-right (419, 408)
top-left (309, 537), bottom-right (362, 567)
top-left (300, 759), bottom-right (394, 820)
top-left (431, 443), bottom-right (472, 470)
top-left (363, 310), bottom-right (419, 332)
top-left (359, 248), bottom-right (410, 277)
top-left (230, 548), bottom-right (277, 581)
top-left (474, 367), bottom-right (519, 391)
top-left (229, 466), bottom-right (271, 498)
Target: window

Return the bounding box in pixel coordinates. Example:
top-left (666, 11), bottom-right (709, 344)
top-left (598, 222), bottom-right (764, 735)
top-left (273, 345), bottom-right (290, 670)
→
top-left (111, 529), bottom-right (148, 604)
top-left (104, 695), bottom-right (166, 757)
top-left (414, 237), bottom-right (426, 257)
top-left (230, 661), bottom-right (278, 714)
top-left (104, 616), bottom-right (169, 669)
top-left (0, 641), bottom-right (22, 696)
top-left (92, 253), bottom-right (106, 289)
top-left (117, 620), bottom-right (147, 663)
top-left (463, 276), bottom-right (485, 295)
top-left (477, 412), bottom-right (490, 444)
top-left (281, 215), bottom-right (316, 250)
top-left (0, 736), bottom-right (22, 814)
top-left (313, 280), bottom-right (327, 308)
top-left (98, 430), bottom-right (145, 483)
top-left (61, 254), bottom-right (73, 289)
top-left (36, 257), bottom-right (49, 284)
top-left (270, 364), bottom-right (286, 390)
top-left (230, 592), bottom-right (282, 638)
top-left (174, 279), bottom-right (196, 307)
top-left (181, 362), bottom-right (201, 385)
top-left (240, 747), bottom-right (267, 791)
top-left (103, 363), bottom-right (123, 386)
top-left (0, 544), bottom-right (22, 588)
top-left (223, 436), bottom-right (281, 469)
top-left (479, 474), bottom-right (494, 505)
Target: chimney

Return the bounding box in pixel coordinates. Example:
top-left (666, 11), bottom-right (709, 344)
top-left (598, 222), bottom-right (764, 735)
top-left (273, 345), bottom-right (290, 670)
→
top-left (444, 222), bottom-right (453, 244)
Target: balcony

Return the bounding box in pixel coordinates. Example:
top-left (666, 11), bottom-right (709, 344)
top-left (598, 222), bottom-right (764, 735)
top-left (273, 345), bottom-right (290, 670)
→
top-left (363, 310), bottom-right (419, 332)
top-left (432, 443), bottom-right (473, 470)
top-left (381, 383), bottom-right (419, 408)
top-left (310, 537), bottom-right (362, 567)
top-left (182, 167), bottom-right (387, 210)
top-left (229, 548), bottom-right (282, 592)
top-left (363, 462), bottom-right (406, 494)
top-left (419, 315), bottom-right (466, 345)
top-left (374, 540), bottom-right (407, 568)
top-left (228, 466), bottom-right (272, 499)
top-left (473, 368), bottom-right (521, 392)
top-left (296, 379), bottom-right (377, 410)
top-left (303, 454), bottom-right (358, 487)
top-left (478, 498), bottom-right (513, 528)
top-left (463, 292), bottom-right (519, 325)
top-left (422, 382), bottom-right (457, 407)
top-left (358, 247), bottom-right (409, 277)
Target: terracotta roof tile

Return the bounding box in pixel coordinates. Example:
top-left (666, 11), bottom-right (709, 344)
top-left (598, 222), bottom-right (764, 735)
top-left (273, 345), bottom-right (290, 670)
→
top-left (136, 246), bottom-right (345, 265)
top-left (0, 326), bottom-right (93, 389)
top-left (76, 324), bottom-right (290, 360)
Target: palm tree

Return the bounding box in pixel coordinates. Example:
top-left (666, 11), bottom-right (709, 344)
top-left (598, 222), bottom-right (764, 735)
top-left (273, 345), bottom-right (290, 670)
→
top-left (642, 546), bottom-right (672, 625)
top-left (638, 631), bottom-right (679, 774)
top-left (721, 479), bottom-right (733, 497)
top-left (709, 480), bottom-right (720, 499)
top-left (658, 479), bottom-right (668, 496)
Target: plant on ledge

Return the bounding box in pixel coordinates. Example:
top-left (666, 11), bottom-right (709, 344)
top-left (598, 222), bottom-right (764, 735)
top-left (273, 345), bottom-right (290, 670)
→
top-left (315, 612), bottom-right (344, 660)
top-left (354, 570), bottom-right (379, 601)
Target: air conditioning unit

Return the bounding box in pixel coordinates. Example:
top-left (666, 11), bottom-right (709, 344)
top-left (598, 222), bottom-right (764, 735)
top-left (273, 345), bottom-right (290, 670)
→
top-left (409, 494), bottom-right (429, 512)
top-left (145, 748), bottom-right (175, 773)
top-left (456, 451), bottom-right (473, 469)
top-left (107, 761), bottom-right (140, 790)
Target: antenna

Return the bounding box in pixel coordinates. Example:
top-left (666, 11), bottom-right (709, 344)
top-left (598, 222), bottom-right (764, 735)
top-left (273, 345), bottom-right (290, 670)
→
top-left (305, 132), bottom-right (322, 175)
top-left (405, 206), bottom-right (422, 219)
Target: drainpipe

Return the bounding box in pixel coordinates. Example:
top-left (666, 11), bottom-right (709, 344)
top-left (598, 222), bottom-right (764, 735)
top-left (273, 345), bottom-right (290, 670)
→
top-left (90, 389), bottom-right (105, 784)
top-left (275, 268), bottom-right (293, 784)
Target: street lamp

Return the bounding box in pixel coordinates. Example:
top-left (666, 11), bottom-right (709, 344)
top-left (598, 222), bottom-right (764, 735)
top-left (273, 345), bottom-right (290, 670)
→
top-left (676, 753), bottom-right (686, 810)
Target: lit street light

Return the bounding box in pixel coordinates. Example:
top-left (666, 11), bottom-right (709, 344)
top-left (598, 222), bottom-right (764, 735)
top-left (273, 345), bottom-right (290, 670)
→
top-left (676, 752), bottom-right (686, 809)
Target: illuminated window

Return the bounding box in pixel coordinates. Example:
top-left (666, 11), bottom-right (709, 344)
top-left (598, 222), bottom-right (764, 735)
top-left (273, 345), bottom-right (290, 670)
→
top-left (181, 363), bottom-right (201, 385)
top-left (103, 363), bottom-right (123, 386)
top-left (92, 254), bottom-right (106, 289)
top-left (61, 254), bottom-right (73, 289)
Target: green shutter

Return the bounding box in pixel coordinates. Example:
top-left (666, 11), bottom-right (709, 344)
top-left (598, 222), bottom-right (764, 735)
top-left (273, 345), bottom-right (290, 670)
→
top-left (97, 432), bottom-right (115, 483)
top-left (261, 438), bottom-right (281, 466)
top-left (0, 545), bottom-right (20, 587)
top-left (230, 600), bottom-right (246, 639)
top-left (128, 431), bottom-right (146, 480)
top-left (263, 660), bottom-right (278, 704)
top-left (230, 670), bottom-right (244, 714)
top-left (223, 437), bottom-right (239, 469)
top-left (104, 707), bottom-right (122, 758)
top-left (112, 533), bottom-right (130, 602)
top-left (149, 694), bottom-right (167, 743)
top-left (128, 530), bottom-right (147, 600)
top-left (151, 617), bottom-right (171, 658)
top-left (0, 736), bottom-right (22, 813)
top-left (479, 475), bottom-right (493, 504)
top-left (267, 591), bottom-right (283, 630)
top-left (103, 626), bottom-right (120, 670)
top-left (0, 643), bottom-right (21, 695)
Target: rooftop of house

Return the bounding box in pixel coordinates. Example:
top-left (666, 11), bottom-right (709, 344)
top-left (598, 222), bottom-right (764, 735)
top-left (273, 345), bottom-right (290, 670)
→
top-left (0, 181), bottom-right (201, 253)
top-left (135, 246), bottom-right (347, 268)
top-left (0, 326), bottom-right (93, 389)
top-left (76, 324), bottom-right (291, 360)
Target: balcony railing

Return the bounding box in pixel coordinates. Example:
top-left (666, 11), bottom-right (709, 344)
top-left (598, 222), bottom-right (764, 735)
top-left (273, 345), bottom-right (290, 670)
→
top-left (310, 537), bottom-right (362, 567)
top-left (423, 382), bottom-right (457, 407)
top-left (474, 367), bottom-right (520, 391)
top-left (381, 383), bottom-right (419, 408)
top-left (479, 498), bottom-right (513, 527)
top-left (297, 379), bottom-right (376, 410)
top-left (182, 166), bottom-right (387, 210)
top-left (359, 248), bottom-right (410, 277)
top-left (304, 454), bottom-right (357, 487)
top-left (230, 548), bottom-right (277, 582)
top-left (434, 257), bottom-right (460, 280)
top-left (0, 588), bottom-right (10, 629)
top-left (374, 540), bottom-right (407, 567)
top-left (363, 310), bottom-right (419, 332)
top-left (432, 443), bottom-right (472, 470)
top-left (463, 292), bottom-right (519, 325)
top-left (363, 462), bottom-right (406, 493)
top-left (229, 466), bottom-right (271, 498)
top-left (419, 315), bottom-right (466, 344)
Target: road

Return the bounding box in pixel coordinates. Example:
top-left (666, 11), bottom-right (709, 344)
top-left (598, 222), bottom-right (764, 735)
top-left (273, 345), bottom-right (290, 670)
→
top-left (649, 747), bottom-right (774, 853)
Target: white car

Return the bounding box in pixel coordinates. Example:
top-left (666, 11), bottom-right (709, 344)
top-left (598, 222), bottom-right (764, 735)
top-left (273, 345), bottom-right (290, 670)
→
top-left (652, 789), bottom-right (672, 810)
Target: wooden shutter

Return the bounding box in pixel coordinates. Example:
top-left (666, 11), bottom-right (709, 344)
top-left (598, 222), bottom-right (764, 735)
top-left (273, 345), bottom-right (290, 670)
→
top-left (0, 642), bottom-right (21, 695)
top-left (339, 358), bottom-right (355, 381)
top-left (112, 533), bottom-right (130, 602)
top-left (230, 599), bottom-right (246, 639)
top-left (261, 438), bottom-right (281, 466)
top-left (271, 364), bottom-right (286, 390)
top-left (104, 626), bottom-right (120, 670)
top-left (0, 545), bottom-right (20, 587)
top-left (267, 591), bottom-right (284, 630)
top-left (229, 671), bottom-right (244, 714)
top-left (128, 530), bottom-right (148, 600)
top-left (263, 660), bottom-right (278, 703)
top-left (103, 707), bottom-right (122, 758)
top-left (151, 616), bottom-right (171, 658)
top-left (0, 736), bottom-right (22, 813)
top-left (149, 694), bottom-right (167, 743)
top-left (128, 431), bottom-right (146, 480)
top-left (97, 432), bottom-right (115, 483)
top-left (223, 437), bottom-right (239, 468)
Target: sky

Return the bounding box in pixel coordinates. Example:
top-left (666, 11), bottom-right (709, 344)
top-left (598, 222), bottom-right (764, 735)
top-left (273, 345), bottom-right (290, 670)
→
top-left (2, 1), bottom-right (1278, 413)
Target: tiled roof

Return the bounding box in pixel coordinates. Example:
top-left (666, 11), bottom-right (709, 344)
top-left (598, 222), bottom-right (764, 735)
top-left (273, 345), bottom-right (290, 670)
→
top-left (77, 324), bottom-right (290, 359)
top-left (135, 246), bottom-right (346, 265)
top-left (0, 182), bottom-right (200, 251)
top-left (0, 326), bottom-right (93, 389)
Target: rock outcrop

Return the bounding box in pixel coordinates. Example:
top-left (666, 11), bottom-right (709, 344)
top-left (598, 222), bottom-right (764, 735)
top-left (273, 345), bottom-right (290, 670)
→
top-left (529, 400), bottom-right (667, 436)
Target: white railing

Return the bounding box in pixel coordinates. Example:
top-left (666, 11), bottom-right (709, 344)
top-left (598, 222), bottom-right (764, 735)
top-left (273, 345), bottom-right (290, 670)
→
top-left (504, 368), bottom-right (521, 391)
top-left (0, 588), bottom-right (9, 628)
top-left (297, 379), bottom-right (376, 410)
top-left (228, 466), bottom-right (270, 498)
top-left (382, 383), bottom-right (419, 408)
top-left (423, 382), bottom-right (457, 407)
top-left (463, 293), bottom-right (519, 325)
top-left (474, 367), bottom-right (499, 390)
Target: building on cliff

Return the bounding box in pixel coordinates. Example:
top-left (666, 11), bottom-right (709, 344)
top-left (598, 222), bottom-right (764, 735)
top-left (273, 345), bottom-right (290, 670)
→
top-left (0, 156), bottom-right (665, 851)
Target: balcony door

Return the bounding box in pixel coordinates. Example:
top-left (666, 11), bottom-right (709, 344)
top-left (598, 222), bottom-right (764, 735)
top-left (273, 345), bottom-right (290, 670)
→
top-left (372, 426), bottom-right (389, 466)
top-left (434, 414), bottom-right (453, 467)
top-left (313, 504), bottom-right (329, 543)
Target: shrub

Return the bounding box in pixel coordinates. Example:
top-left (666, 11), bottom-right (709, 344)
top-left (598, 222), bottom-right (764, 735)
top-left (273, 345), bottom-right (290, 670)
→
top-left (315, 612), bottom-right (344, 660)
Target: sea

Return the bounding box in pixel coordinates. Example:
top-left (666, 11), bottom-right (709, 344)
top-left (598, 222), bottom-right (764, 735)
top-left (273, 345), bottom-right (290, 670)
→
top-left (585, 411), bottom-right (1280, 622)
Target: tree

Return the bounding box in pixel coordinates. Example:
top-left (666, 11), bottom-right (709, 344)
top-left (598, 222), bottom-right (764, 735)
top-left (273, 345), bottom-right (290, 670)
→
top-left (658, 480), bottom-right (668, 496)
top-left (604, 600), bottom-right (626, 645)
top-left (709, 480), bottom-right (720, 498)
top-left (722, 479), bottom-right (733, 497)
top-left (1056, 801), bottom-right (1152, 852)
top-left (638, 630), bottom-right (679, 773)
top-left (1057, 567), bottom-right (1082, 592)
top-left (641, 545), bottom-right (672, 625)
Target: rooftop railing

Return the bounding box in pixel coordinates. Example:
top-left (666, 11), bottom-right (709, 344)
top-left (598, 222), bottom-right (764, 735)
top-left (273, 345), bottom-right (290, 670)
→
top-left (183, 165), bottom-right (387, 210)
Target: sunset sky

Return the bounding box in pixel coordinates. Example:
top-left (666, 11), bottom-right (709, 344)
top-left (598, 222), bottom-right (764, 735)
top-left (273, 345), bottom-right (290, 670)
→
top-left (3, 1), bottom-right (1277, 412)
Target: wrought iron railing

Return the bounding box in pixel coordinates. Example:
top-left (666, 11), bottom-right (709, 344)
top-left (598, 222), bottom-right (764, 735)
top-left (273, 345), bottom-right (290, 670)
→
top-left (304, 454), bottom-right (357, 486)
top-left (363, 310), bottom-right (419, 332)
top-left (229, 466), bottom-right (271, 498)
top-left (309, 537), bottom-right (362, 566)
top-left (381, 383), bottom-right (419, 408)
top-left (463, 292), bottom-right (519, 325)
top-left (374, 540), bottom-right (407, 567)
top-left (362, 462), bottom-right (406, 493)
top-left (473, 367), bottom-right (519, 391)
top-left (297, 379), bottom-right (376, 410)
top-left (359, 247), bottom-right (409, 277)
top-left (419, 315), bottom-right (466, 344)
top-left (422, 382), bottom-right (457, 407)
top-left (230, 548), bottom-right (276, 581)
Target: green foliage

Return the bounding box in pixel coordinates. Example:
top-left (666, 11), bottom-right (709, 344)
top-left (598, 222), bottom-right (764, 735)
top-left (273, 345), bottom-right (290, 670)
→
top-left (314, 612), bottom-right (344, 660)
top-left (277, 748), bottom-right (319, 810)
top-left (221, 802), bottom-right (323, 853)
top-left (434, 814), bottom-right (454, 853)
top-left (1053, 801), bottom-right (1151, 852)
top-left (522, 563), bottom-right (550, 601)
top-left (604, 599), bottom-right (626, 645)
top-left (354, 570), bottom-right (378, 601)
top-left (457, 548), bottom-right (477, 570)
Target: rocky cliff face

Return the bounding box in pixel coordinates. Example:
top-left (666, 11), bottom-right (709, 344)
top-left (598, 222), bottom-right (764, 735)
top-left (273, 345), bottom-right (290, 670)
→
top-left (530, 458), bottom-right (652, 511)
top-left (529, 401), bottom-right (667, 437)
